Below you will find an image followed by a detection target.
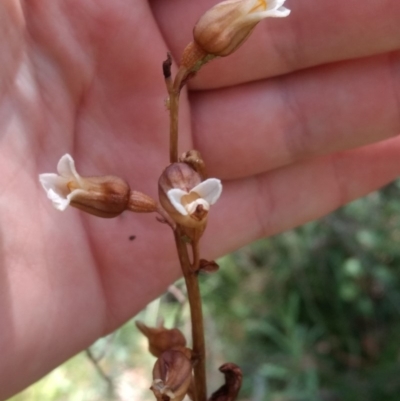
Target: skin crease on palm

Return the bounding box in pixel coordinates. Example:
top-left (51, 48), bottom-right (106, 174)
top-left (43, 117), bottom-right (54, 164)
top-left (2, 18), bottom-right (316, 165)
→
top-left (0, 0), bottom-right (399, 398)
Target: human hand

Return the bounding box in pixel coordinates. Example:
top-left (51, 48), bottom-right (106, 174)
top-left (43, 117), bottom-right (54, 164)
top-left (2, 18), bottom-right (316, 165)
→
top-left (1, 0), bottom-right (399, 398)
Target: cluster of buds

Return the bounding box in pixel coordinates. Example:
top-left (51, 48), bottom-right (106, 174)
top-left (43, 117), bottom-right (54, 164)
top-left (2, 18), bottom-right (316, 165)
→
top-left (136, 321), bottom-right (243, 401)
top-left (136, 321), bottom-right (194, 401)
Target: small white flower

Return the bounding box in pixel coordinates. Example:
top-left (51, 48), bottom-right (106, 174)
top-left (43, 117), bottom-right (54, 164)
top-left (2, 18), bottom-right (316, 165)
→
top-left (167, 178), bottom-right (222, 216)
top-left (39, 154), bottom-right (84, 211)
top-left (158, 162), bottom-right (223, 232)
top-left (39, 154), bottom-right (131, 217)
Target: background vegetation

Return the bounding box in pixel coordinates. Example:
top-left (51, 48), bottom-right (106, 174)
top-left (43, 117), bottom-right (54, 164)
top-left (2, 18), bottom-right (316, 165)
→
top-left (10, 180), bottom-right (400, 401)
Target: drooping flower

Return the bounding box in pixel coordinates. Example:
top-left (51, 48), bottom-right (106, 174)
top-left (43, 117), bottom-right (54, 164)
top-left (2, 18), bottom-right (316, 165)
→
top-left (39, 154), bottom-right (157, 218)
top-left (158, 163), bottom-right (222, 230)
top-left (193, 0), bottom-right (291, 57)
top-left (151, 349), bottom-right (193, 401)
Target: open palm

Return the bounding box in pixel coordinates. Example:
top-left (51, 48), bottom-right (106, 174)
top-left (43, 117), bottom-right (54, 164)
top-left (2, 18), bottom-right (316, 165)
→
top-left (1, 0), bottom-right (399, 398)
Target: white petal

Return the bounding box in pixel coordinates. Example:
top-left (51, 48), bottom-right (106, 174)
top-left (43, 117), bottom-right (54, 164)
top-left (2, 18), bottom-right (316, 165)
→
top-left (190, 178), bottom-right (222, 205)
top-left (270, 6), bottom-right (290, 17)
top-left (57, 154), bottom-right (82, 184)
top-left (39, 173), bottom-right (70, 197)
top-left (266, 0), bottom-right (287, 10)
top-left (167, 188), bottom-right (189, 215)
top-left (255, 0), bottom-right (290, 17)
top-left (257, 7), bottom-right (290, 18)
top-left (39, 173), bottom-right (72, 211)
top-left (185, 198), bottom-right (210, 215)
top-left (47, 189), bottom-right (71, 211)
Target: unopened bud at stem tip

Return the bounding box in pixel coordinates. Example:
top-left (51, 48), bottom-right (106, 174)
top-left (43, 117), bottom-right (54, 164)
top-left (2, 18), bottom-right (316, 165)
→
top-left (193, 0), bottom-right (290, 57)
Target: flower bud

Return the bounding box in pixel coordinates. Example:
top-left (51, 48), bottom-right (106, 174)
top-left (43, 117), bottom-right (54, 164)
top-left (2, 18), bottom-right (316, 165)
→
top-left (158, 163), bottom-right (222, 230)
top-left (199, 259), bottom-right (220, 274)
top-left (193, 0), bottom-right (290, 57)
top-left (179, 149), bottom-right (207, 180)
top-left (136, 321), bottom-right (187, 357)
top-left (209, 363), bottom-right (243, 401)
top-left (39, 154), bottom-right (158, 218)
top-left (151, 349), bottom-right (193, 401)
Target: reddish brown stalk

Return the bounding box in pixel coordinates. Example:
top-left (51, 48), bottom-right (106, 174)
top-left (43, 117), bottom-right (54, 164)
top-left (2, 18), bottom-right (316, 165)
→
top-left (174, 229), bottom-right (207, 401)
top-left (169, 89), bottom-right (180, 163)
top-left (169, 66), bottom-right (192, 163)
top-left (165, 53), bottom-right (208, 401)
top-left (191, 240), bottom-right (201, 273)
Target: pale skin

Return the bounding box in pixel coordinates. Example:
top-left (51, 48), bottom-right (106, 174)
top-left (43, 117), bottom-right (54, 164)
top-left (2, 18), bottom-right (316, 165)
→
top-left (1, 0), bottom-right (400, 398)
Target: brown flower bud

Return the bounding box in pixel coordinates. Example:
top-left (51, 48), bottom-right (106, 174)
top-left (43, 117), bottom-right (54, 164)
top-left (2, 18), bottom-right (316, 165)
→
top-left (158, 163), bottom-right (222, 230)
top-left (193, 0), bottom-right (290, 57)
top-left (151, 349), bottom-right (193, 401)
top-left (199, 259), bottom-right (220, 274)
top-left (66, 175), bottom-right (130, 218)
top-left (179, 150), bottom-right (207, 180)
top-left (135, 321), bottom-right (187, 357)
top-left (209, 363), bottom-right (243, 401)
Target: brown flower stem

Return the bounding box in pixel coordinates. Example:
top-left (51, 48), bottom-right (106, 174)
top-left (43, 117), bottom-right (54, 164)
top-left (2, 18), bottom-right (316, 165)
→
top-left (169, 65), bottom-right (193, 163)
top-left (191, 240), bottom-right (201, 272)
top-left (174, 228), bottom-right (207, 401)
top-left (169, 89), bottom-right (180, 163)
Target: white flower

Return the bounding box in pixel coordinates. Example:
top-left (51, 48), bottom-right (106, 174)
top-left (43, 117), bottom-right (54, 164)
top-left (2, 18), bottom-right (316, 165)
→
top-left (194, 0), bottom-right (290, 56)
top-left (158, 163), bottom-right (223, 232)
top-left (39, 154), bottom-right (131, 218)
top-left (39, 154), bottom-right (84, 211)
top-left (167, 178), bottom-right (222, 216)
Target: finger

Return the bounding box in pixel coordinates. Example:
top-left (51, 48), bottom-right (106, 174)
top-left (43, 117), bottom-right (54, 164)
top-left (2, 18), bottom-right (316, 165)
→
top-left (190, 52), bottom-right (400, 179)
top-left (151, 0), bottom-right (400, 89)
top-left (0, 0), bottom-right (24, 99)
top-left (203, 136), bottom-right (400, 259)
top-left (24, 0), bottom-right (193, 175)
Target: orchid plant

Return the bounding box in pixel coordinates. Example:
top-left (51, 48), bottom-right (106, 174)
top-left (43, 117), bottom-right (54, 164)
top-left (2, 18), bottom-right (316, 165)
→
top-left (39, 1), bottom-right (290, 400)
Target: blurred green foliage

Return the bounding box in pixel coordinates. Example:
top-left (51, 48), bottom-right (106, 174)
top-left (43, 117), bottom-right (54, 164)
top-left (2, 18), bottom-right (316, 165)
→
top-left (10, 180), bottom-right (400, 401)
top-left (201, 180), bottom-right (400, 401)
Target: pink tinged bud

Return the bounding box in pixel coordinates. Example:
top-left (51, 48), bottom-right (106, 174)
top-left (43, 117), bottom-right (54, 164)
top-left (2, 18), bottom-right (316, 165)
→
top-left (39, 154), bottom-right (131, 218)
top-left (193, 0), bottom-right (290, 57)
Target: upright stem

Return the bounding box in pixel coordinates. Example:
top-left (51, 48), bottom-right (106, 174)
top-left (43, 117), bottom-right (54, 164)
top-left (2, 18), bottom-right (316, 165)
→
top-left (174, 230), bottom-right (207, 401)
top-left (169, 90), bottom-right (180, 163)
top-left (166, 58), bottom-right (207, 400)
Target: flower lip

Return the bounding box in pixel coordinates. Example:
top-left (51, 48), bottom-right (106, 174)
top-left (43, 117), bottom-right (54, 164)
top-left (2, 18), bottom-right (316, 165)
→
top-left (167, 178), bottom-right (222, 217)
top-left (39, 154), bottom-right (83, 211)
